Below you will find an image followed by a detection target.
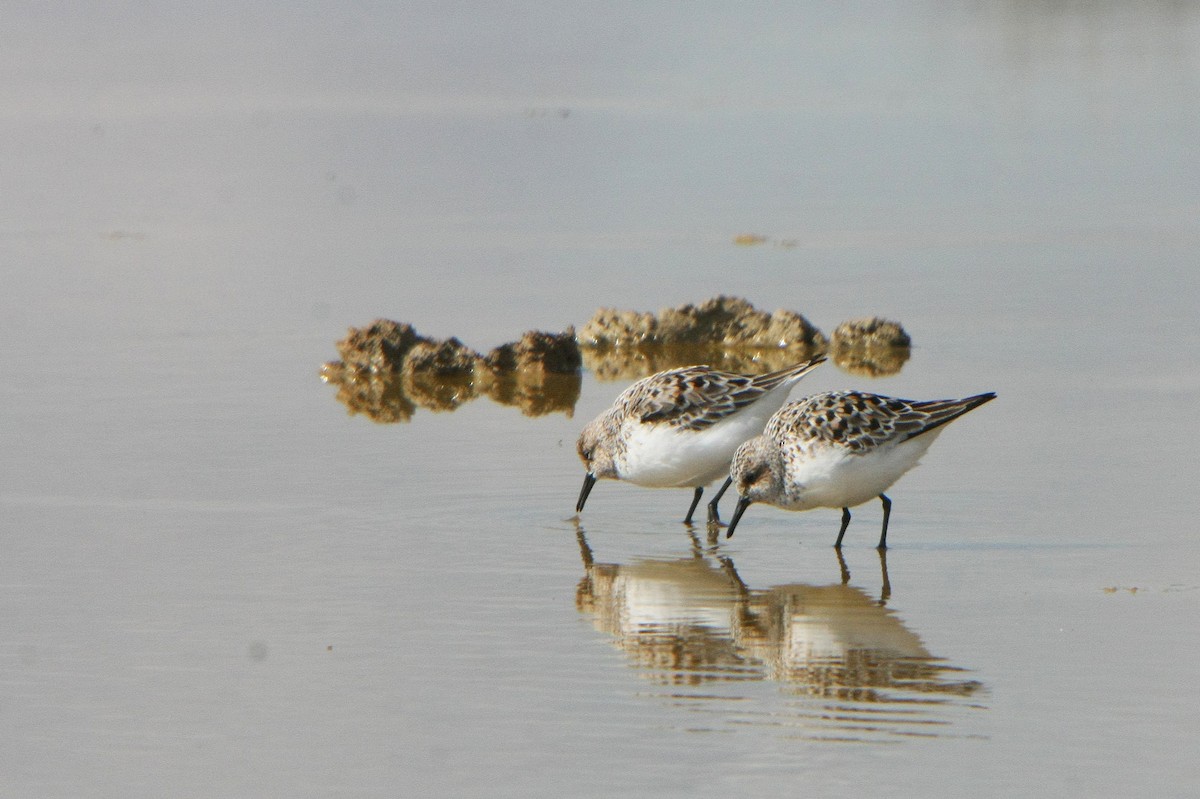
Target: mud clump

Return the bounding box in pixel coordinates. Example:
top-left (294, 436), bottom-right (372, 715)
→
top-left (474, 329), bottom-right (582, 414)
top-left (333, 319), bottom-right (426, 373)
top-left (579, 296), bottom-right (826, 352)
top-left (322, 320), bottom-right (581, 423)
top-left (324, 304), bottom-right (912, 423)
top-left (577, 299), bottom-right (912, 381)
top-left (479, 328), bottom-right (582, 373)
top-left (577, 309), bottom-right (658, 347)
top-left (830, 317), bottom-right (911, 377)
top-left (402, 337), bottom-right (477, 375)
top-left (577, 296), bottom-right (827, 380)
top-left (832, 317), bottom-right (911, 349)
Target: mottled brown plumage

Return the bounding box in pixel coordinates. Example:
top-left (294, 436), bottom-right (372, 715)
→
top-left (631, 364), bottom-right (828, 431)
top-left (768, 391), bottom-right (996, 455)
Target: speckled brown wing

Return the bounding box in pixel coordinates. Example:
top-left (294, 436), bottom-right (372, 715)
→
top-left (616, 358), bottom-right (825, 432)
top-left (772, 392), bottom-right (907, 451)
top-left (629, 367), bottom-right (763, 431)
top-left (771, 391), bottom-right (997, 452)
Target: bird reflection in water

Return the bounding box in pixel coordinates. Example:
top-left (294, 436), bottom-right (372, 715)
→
top-left (574, 524), bottom-right (984, 741)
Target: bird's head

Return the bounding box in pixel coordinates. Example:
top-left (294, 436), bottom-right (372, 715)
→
top-left (725, 436), bottom-right (785, 538)
top-left (731, 436), bottom-right (784, 504)
top-left (575, 417), bottom-right (620, 514)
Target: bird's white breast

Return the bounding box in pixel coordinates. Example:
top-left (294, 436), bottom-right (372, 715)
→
top-left (619, 386), bottom-right (793, 488)
top-left (782, 429), bottom-right (944, 510)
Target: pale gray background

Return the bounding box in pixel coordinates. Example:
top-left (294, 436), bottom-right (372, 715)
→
top-left (3, 3), bottom-right (1198, 796)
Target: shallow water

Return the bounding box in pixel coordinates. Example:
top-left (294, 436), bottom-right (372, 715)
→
top-left (3, 3), bottom-right (1200, 797)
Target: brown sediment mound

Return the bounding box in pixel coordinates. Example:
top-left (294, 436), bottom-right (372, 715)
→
top-left (475, 328), bottom-right (582, 416)
top-left (333, 319), bottom-right (426, 373)
top-left (832, 317), bottom-right (911, 349)
top-left (322, 320), bottom-right (582, 422)
top-left (576, 309), bottom-right (658, 347)
top-left (579, 296), bottom-right (826, 351)
top-left (479, 328), bottom-right (582, 373)
top-left (333, 319), bottom-right (581, 376)
top-left (830, 317), bottom-right (912, 377)
top-left (577, 296), bottom-right (827, 380)
top-left (402, 337), bottom-right (478, 375)
top-left (324, 305), bottom-right (912, 422)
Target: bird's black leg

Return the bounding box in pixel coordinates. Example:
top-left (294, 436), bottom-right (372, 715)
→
top-left (834, 507), bottom-right (851, 548)
top-left (877, 494), bottom-right (892, 550)
top-left (706, 477), bottom-right (733, 525)
top-left (683, 486), bottom-right (704, 524)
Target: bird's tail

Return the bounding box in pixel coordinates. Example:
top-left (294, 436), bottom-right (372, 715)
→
top-left (904, 392), bottom-right (997, 440)
top-left (751, 354), bottom-right (827, 392)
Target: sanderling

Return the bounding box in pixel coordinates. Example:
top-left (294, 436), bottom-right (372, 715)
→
top-left (726, 390), bottom-right (995, 547)
top-left (575, 356), bottom-right (826, 524)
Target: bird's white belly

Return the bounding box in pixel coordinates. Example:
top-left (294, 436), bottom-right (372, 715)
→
top-left (620, 407), bottom-right (778, 488)
top-left (783, 433), bottom-right (941, 510)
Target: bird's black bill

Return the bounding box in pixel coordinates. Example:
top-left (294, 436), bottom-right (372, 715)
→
top-left (576, 473), bottom-right (597, 513)
top-left (726, 497), bottom-right (752, 538)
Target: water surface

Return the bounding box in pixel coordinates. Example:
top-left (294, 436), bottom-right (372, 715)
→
top-left (3, 3), bottom-right (1199, 796)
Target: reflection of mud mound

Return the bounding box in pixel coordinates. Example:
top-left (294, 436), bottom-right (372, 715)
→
top-left (475, 369), bottom-right (582, 418)
top-left (321, 320), bottom-right (581, 422)
top-left (319, 364), bottom-right (417, 423)
top-left (580, 344), bottom-right (824, 382)
top-left (579, 296), bottom-right (826, 350)
top-left (830, 317), bottom-right (912, 377)
top-left (402, 371), bottom-right (476, 413)
top-left (579, 296), bottom-right (828, 381)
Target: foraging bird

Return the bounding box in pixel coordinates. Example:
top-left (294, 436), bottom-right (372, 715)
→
top-left (575, 356), bottom-right (826, 524)
top-left (726, 390), bottom-right (996, 547)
